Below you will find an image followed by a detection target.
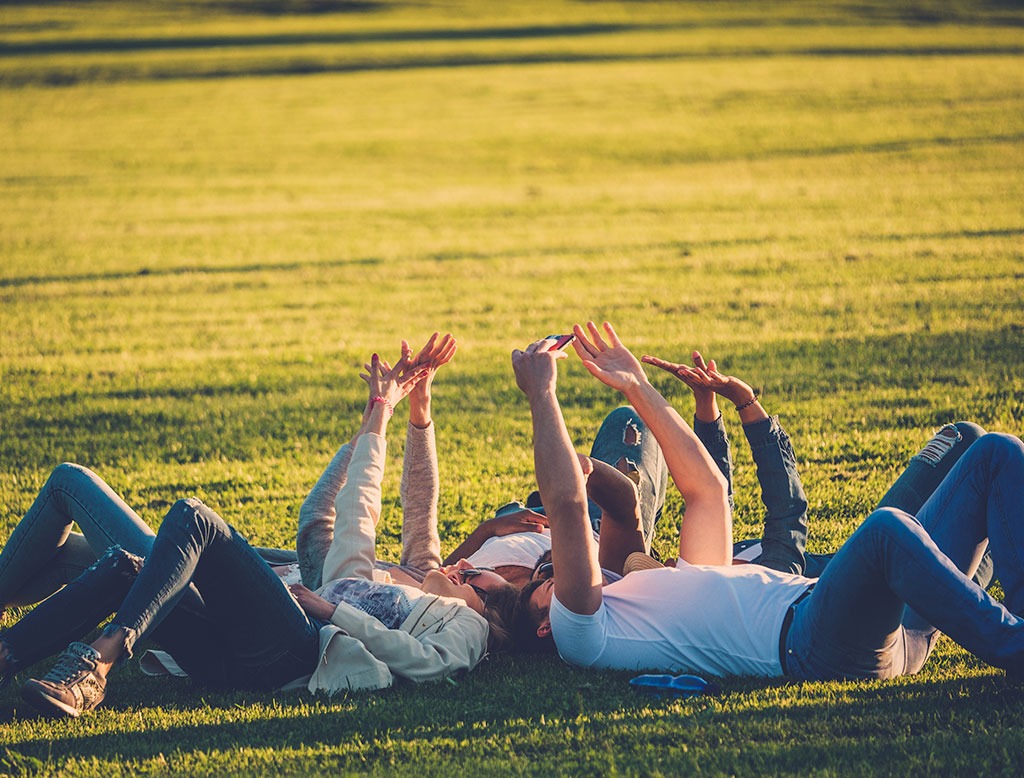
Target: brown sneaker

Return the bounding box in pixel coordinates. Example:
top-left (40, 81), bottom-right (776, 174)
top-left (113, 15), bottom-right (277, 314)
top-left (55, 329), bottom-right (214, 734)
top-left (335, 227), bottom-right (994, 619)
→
top-left (20, 642), bottom-right (107, 718)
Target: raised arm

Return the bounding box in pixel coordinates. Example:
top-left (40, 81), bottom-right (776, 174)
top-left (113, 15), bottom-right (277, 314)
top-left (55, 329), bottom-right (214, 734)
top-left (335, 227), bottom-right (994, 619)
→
top-left (512, 338), bottom-right (602, 616)
top-left (572, 322), bottom-right (731, 566)
top-left (399, 332), bottom-right (457, 571)
top-left (297, 363), bottom-right (380, 588)
top-left (319, 352), bottom-right (428, 585)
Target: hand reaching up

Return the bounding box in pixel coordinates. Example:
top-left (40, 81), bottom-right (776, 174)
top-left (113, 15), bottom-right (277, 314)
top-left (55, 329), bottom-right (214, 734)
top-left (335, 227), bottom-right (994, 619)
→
top-left (399, 332), bottom-right (457, 428)
top-left (642, 351), bottom-right (720, 422)
top-left (362, 351), bottom-right (428, 423)
top-left (645, 351), bottom-right (758, 413)
top-left (571, 321), bottom-right (649, 396)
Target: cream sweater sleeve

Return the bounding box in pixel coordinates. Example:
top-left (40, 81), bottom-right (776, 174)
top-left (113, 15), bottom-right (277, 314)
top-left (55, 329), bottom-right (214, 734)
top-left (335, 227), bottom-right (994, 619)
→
top-left (297, 440), bottom-right (357, 589)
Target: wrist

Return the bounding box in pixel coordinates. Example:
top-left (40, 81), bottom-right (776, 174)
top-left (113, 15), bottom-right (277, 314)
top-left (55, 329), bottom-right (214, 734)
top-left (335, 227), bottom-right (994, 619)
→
top-left (733, 394), bottom-right (758, 412)
top-left (371, 395), bottom-right (394, 418)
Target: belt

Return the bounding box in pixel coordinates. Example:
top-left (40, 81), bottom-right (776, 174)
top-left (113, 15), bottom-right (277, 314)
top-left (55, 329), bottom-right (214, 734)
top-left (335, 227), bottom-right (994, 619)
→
top-left (778, 585), bottom-right (815, 673)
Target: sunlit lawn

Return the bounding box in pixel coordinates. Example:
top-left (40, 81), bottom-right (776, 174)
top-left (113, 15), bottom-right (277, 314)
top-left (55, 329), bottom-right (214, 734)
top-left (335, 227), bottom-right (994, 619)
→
top-left (1, 1), bottom-right (1023, 774)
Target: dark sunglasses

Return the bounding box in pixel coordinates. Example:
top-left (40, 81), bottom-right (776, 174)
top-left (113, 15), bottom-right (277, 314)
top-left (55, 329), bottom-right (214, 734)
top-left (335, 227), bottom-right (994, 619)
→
top-left (531, 560), bottom-right (554, 581)
top-left (458, 568), bottom-right (492, 604)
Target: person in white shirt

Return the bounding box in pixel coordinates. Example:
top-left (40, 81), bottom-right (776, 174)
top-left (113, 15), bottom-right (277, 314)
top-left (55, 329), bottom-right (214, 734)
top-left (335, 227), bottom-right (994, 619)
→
top-left (512, 321), bottom-right (1024, 682)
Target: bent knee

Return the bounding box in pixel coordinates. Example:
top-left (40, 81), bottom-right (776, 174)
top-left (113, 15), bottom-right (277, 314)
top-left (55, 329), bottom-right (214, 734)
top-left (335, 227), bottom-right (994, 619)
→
top-left (952, 421), bottom-right (987, 446)
top-left (164, 497), bottom-right (229, 533)
top-left (92, 545), bottom-right (145, 577)
top-left (859, 506), bottom-right (918, 537)
top-left (975, 432), bottom-right (1024, 462)
top-left (48, 462), bottom-right (98, 488)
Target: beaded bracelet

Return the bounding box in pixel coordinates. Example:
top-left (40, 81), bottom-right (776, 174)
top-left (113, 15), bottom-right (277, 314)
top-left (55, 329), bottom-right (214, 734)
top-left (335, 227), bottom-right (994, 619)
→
top-left (734, 394), bottom-right (759, 412)
top-left (371, 395), bottom-right (394, 418)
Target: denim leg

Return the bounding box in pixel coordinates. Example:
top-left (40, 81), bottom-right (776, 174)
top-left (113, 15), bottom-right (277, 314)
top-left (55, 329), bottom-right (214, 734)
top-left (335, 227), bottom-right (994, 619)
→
top-left (786, 423), bottom-right (988, 583)
top-left (876, 422), bottom-right (986, 514)
top-left (4, 533), bottom-right (95, 608)
top-left (107, 498), bottom-right (320, 690)
top-left (786, 506), bottom-right (1024, 680)
top-left (911, 434), bottom-right (1024, 615)
top-left (744, 417), bottom-right (808, 575)
top-left (877, 421), bottom-right (993, 589)
top-left (0, 546), bottom-right (144, 676)
top-left (0, 463), bottom-right (156, 609)
top-left (588, 407), bottom-right (668, 546)
top-left (693, 415), bottom-right (734, 511)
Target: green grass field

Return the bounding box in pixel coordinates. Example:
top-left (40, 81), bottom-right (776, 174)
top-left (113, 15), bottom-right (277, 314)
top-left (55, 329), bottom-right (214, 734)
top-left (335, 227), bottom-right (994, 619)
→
top-left (1, 0), bottom-right (1023, 774)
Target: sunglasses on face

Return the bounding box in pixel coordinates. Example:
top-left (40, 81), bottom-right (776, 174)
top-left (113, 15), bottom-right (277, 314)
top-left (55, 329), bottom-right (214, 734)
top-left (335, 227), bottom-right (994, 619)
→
top-left (458, 568), bottom-right (492, 605)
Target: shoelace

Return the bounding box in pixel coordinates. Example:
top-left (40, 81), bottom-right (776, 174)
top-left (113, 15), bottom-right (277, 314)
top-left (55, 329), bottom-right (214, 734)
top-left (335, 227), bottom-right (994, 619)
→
top-left (42, 650), bottom-right (94, 685)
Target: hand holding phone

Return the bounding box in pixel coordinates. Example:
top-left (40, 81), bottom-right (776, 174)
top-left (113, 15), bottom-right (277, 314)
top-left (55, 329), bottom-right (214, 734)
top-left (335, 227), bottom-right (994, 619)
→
top-left (545, 334), bottom-right (575, 350)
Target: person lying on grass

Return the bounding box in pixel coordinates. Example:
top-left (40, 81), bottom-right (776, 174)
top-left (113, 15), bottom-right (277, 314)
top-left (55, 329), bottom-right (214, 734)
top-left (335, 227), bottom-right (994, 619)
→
top-left (516, 351), bottom-right (988, 638)
top-left (514, 321), bottom-right (1024, 681)
top-left (0, 345), bottom-right (515, 719)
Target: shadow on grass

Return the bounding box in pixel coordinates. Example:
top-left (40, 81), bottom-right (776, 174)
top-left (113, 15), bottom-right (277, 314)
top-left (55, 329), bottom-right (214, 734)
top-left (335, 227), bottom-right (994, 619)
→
top-left (2, 226), bottom-right (1022, 291)
top-left (7, 43), bottom-right (1024, 88)
top-left (1, 662), bottom-right (1022, 771)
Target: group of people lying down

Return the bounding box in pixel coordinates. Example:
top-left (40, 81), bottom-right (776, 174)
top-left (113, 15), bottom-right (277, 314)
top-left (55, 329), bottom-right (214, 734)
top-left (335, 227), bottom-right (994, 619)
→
top-left (0, 323), bottom-right (1020, 719)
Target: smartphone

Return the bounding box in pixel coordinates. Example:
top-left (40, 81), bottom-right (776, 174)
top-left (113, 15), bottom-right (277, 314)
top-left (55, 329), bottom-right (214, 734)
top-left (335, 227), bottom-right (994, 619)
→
top-left (545, 334), bottom-right (575, 350)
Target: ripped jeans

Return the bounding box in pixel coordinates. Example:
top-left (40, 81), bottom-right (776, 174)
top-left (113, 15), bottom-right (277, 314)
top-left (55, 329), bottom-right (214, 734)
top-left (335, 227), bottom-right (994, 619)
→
top-left (587, 406), bottom-right (669, 547)
top-left (1, 499), bottom-right (320, 691)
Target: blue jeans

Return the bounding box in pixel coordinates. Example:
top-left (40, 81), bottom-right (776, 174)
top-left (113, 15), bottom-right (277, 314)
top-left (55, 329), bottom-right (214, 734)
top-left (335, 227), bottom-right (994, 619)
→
top-left (0, 463), bottom-right (156, 609)
top-left (0, 463), bottom-right (297, 609)
top-left (1, 499), bottom-right (320, 691)
top-left (696, 419), bottom-right (987, 579)
top-left (587, 406), bottom-right (669, 546)
top-left (784, 433), bottom-right (1024, 680)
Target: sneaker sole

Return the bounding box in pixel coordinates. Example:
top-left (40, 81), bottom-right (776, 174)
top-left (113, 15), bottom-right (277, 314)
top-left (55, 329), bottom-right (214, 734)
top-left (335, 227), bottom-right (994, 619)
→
top-left (20, 680), bottom-right (83, 719)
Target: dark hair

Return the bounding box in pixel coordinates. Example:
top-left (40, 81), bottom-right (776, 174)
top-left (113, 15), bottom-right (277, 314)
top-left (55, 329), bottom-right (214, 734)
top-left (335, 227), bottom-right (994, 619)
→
top-left (511, 578), bottom-right (557, 654)
top-left (480, 582), bottom-right (519, 655)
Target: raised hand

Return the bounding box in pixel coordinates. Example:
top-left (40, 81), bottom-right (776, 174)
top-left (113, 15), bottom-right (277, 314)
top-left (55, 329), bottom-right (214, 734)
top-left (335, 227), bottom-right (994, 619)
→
top-left (571, 321), bottom-right (649, 395)
top-left (642, 351), bottom-right (720, 422)
top-left (404, 332), bottom-right (456, 393)
top-left (511, 337), bottom-right (566, 400)
top-left (362, 350), bottom-right (428, 419)
top-left (683, 352), bottom-right (756, 409)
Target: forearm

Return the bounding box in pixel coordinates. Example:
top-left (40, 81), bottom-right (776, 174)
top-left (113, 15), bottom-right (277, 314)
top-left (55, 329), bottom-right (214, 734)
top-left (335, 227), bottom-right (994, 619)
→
top-left (400, 421), bottom-right (441, 570)
top-left (409, 388), bottom-right (431, 430)
top-left (442, 524), bottom-right (493, 565)
top-left (622, 381), bottom-right (731, 565)
top-left (530, 390), bottom-right (601, 613)
top-left (693, 414), bottom-right (734, 510)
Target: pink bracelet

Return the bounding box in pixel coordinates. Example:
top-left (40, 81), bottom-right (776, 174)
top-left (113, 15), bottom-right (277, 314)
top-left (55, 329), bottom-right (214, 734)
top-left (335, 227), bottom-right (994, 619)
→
top-left (371, 396), bottom-right (393, 417)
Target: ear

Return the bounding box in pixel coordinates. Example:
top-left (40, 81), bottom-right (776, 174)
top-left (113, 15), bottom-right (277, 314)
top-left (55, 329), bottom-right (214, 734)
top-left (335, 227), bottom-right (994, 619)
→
top-left (536, 618), bottom-right (552, 639)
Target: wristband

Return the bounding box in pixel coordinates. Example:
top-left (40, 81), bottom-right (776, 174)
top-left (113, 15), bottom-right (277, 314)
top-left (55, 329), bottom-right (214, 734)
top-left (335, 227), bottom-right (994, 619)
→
top-left (734, 394), bottom-right (759, 412)
top-left (371, 396), bottom-right (393, 418)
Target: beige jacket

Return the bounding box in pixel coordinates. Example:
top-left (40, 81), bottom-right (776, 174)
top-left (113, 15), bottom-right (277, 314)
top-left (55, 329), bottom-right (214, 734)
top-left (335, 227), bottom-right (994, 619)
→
top-left (306, 433), bottom-right (487, 693)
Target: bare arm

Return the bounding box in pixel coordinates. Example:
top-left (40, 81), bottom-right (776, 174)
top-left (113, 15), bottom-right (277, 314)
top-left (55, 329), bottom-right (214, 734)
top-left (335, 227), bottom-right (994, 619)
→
top-left (572, 322), bottom-right (731, 566)
top-left (512, 339), bottom-right (602, 615)
top-left (441, 508), bottom-right (548, 565)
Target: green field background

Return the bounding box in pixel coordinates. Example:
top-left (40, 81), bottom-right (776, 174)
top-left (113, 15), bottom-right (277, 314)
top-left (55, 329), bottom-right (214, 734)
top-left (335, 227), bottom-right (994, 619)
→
top-left (1, 1), bottom-right (1023, 775)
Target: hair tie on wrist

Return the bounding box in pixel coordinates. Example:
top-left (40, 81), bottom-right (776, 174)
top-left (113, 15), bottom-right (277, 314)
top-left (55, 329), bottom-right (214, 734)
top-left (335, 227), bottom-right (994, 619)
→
top-left (371, 396), bottom-right (393, 417)
top-left (734, 394), bottom-right (759, 412)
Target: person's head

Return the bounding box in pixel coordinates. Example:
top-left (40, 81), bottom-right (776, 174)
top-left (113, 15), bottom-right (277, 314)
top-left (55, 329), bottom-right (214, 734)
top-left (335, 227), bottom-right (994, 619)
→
top-left (422, 560), bottom-right (519, 653)
top-left (530, 550), bottom-right (553, 582)
top-left (511, 576), bottom-right (557, 654)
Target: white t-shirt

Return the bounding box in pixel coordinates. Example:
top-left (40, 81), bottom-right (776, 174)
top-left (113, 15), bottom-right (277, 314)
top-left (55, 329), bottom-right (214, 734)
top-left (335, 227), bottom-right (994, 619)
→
top-left (550, 563), bottom-right (813, 677)
top-left (467, 530), bottom-right (553, 569)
